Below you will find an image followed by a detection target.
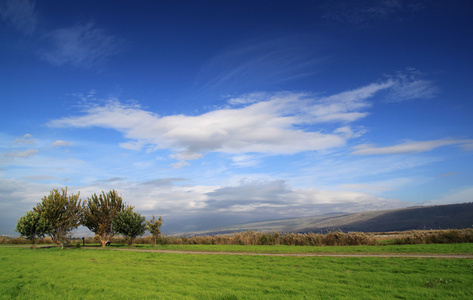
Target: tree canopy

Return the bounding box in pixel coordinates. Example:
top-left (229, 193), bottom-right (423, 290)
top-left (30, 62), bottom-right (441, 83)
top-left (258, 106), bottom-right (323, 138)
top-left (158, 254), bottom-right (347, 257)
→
top-left (15, 188), bottom-right (163, 249)
top-left (146, 215), bottom-right (163, 247)
top-left (82, 190), bottom-right (130, 247)
top-left (34, 188), bottom-right (82, 249)
top-left (113, 210), bottom-right (146, 246)
top-left (15, 210), bottom-right (49, 249)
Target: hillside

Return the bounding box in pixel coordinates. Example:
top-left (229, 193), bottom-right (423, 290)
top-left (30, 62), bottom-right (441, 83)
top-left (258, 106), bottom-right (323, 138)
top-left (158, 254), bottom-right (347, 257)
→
top-left (189, 203), bottom-right (473, 235)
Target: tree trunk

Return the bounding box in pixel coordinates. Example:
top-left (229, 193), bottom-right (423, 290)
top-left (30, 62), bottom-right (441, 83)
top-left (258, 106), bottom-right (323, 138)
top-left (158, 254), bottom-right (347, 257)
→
top-left (101, 233), bottom-right (110, 247)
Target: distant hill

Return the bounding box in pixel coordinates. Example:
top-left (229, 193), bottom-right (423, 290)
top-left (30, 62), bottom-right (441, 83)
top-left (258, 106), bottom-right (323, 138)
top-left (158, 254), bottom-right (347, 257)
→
top-left (188, 203), bottom-right (473, 235)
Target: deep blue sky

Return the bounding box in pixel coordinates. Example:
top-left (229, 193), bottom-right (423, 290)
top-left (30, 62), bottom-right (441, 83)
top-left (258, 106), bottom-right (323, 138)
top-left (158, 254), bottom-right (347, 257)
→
top-left (1, 0), bottom-right (472, 235)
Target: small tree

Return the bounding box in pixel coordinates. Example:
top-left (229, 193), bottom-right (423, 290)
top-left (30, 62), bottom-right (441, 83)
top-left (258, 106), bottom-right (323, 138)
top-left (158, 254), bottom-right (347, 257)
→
top-left (146, 215), bottom-right (163, 247)
top-left (112, 210), bottom-right (146, 246)
top-left (82, 190), bottom-right (129, 247)
top-left (15, 210), bottom-right (49, 249)
top-left (34, 188), bottom-right (82, 249)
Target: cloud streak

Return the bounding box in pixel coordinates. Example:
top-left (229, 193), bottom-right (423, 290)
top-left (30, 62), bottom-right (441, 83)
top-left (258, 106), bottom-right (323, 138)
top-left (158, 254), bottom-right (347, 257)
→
top-left (385, 69), bottom-right (440, 102)
top-left (322, 0), bottom-right (425, 25)
top-left (51, 140), bottom-right (74, 147)
top-left (196, 35), bottom-right (325, 92)
top-left (5, 149), bottom-right (39, 158)
top-left (0, 0), bottom-right (37, 35)
top-left (352, 139), bottom-right (473, 155)
top-left (39, 21), bottom-right (125, 68)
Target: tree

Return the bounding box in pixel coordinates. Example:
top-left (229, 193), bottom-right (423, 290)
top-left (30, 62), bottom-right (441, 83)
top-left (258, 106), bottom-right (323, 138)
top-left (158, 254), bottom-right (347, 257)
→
top-left (146, 215), bottom-right (163, 247)
top-left (15, 210), bottom-right (49, 249)
top-left (82, 190), bottom-right (129, 247)
top-left (34, 188), bottom-right (82, 249)
top-left (113, 210), bottom-right (146, 246)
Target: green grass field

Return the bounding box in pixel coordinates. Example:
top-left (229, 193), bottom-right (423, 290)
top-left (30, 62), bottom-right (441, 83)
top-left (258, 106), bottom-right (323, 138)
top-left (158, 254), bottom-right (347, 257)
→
top-left (1, 245), bottom-right (473, 299)
top-left (109, 243), bottom-right (473, 254)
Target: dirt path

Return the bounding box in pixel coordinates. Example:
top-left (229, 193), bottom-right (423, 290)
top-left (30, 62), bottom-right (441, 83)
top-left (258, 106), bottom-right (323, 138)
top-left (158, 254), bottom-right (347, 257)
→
top-left (83, 247), bottom-right (473, 259)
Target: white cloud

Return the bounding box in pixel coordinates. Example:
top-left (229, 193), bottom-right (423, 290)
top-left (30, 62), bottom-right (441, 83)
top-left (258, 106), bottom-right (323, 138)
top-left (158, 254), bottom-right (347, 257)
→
top-left (0, 0), bottom-right (37, 35)
top-left (352, 139), bottom-right (473, 155)
top-left (39, 21), bottom-right (125, 68)
top-left (0, 178), bottom-right (53, 235)
top-left (170, 151), bottom-right (203, 161)
top-left (51, 140), bottom-right (74, 147)
top-left (48, 81), bottom-right (400, 160)
top-left (231, 154), bottom-right (262, 167)
top-left (171, 160), bottom-right (190, 169)
top-left (13, 134), bottom-right (35, 145)
top-left (333, 126), bottom-right (365, 139)
top-left (5, 149), bottom-right (39, 158)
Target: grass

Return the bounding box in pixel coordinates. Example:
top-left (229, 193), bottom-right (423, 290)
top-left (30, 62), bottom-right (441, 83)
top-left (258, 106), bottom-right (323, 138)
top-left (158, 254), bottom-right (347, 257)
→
top-left (1, 246), bottom-right (473, 299)
top-left (88, 242), bottom-right (473, 254)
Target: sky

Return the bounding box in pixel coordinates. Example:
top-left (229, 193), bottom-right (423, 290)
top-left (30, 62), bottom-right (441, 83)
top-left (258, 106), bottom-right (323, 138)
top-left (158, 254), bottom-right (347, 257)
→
top-left (1, 0), bottom-right (473, 235)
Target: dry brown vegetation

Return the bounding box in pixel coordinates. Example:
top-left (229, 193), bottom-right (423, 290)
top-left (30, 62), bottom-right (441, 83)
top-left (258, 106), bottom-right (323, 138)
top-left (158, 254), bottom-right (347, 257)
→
top-left (103, 229), bottom-right (473, 246)
top-left (3, 228), bottom-right (473, 247)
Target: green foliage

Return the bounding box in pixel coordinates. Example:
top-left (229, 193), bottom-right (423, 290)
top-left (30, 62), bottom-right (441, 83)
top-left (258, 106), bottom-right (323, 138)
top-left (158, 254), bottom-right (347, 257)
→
top-left (14, 210), bottom-right (49, 248)
top-left (113, 210), bottom-right (146, 246)
top-left (146, 215), bottom-right (163, 247)
top-left (82, 190), bottom-right (129, 247)
top-left (34, 188), bottom-right (82, 249)
top-left (118, 242), bottom-right (473, 255)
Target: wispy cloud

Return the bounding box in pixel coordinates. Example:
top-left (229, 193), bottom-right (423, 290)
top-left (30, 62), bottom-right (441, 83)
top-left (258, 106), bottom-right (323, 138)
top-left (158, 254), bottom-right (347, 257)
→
top-left (309, 81), bottom-right (394, 122)
top-left (0, 0), bottom-right (37, 35)
top-left (39, 21), bottom-right (125, 68)
top-left (5, 149), bottom-right (39, 158)
top-left (424, 186), bottom-right (473, 206)
top-left (51, 140), bottom-right (74, 147)
top-left (196, 35), bottom-right (325, 92)
top-left (385, 68), bottom-right (440, 102)
top-left (436, 172), bottom-right (457, 178)
top-left (1, 0), bottom-right (125, 69)
top-left (22, 175), bottom-right (58, 181)
top-left (352, 139), bottom-right (473, 155)
top-left (322, 0), bottom-right (425, 25)
top-left (13, 134), bottom-right (35, 145)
